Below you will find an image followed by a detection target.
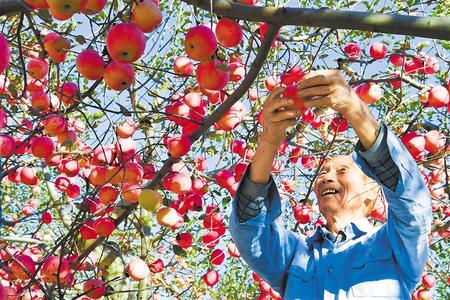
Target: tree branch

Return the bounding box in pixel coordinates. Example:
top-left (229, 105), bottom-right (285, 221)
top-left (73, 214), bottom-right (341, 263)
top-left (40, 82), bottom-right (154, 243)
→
top-left (183, 0), bottom-right (450, 41)
top-left (0, 0), bottom-right (29, 16)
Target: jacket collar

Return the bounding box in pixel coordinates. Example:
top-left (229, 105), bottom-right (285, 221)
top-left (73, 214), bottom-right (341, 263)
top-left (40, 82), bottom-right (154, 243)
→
top-left (306, 218), bottom-right (375, 245)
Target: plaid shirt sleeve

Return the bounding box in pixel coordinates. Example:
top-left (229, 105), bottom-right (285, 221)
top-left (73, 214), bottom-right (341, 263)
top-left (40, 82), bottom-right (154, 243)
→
top-left (235, 168), bottom-right (272, 223)
top-left (354, 124), bottom-right (400, 191)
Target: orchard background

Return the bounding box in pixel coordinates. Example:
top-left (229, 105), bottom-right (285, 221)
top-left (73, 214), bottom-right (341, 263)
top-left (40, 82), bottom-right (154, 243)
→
top-left (0, 0), bottom-right (449, 299)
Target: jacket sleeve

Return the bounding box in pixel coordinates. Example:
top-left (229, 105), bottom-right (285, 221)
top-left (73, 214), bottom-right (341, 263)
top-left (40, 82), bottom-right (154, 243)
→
top-left (229, 165), bottom-right (307, 295)
top-left (353, 124), bottom-right (432, 291)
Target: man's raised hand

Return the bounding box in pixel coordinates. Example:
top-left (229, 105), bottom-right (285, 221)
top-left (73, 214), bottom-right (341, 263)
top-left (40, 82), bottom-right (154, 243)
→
top-left (296, 69), bottom-right (361, 118)
top-left (259, 87), bottom-right (303, 147)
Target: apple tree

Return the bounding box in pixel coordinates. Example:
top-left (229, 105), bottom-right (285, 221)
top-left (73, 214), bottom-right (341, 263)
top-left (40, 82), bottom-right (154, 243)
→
top-left (0, 0), bottom-right (449, 299)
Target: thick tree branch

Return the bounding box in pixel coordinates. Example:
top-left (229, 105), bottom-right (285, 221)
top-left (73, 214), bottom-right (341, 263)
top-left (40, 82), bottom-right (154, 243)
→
top-left (183, 0), bottom-right (450, 41)
top-left (0, 0), bottom-right (29, 15)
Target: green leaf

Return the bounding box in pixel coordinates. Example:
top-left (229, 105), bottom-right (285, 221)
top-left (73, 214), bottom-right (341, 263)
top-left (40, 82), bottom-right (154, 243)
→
top-left (117, 103), bottom-right (131, 117)
top-left (172, 245), bottom-right (186, 257)
top-left (75, 35), bottom-right (86, 45)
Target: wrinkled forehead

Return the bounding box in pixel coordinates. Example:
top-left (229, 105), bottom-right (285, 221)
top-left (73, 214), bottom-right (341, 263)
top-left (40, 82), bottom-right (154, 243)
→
top-left (321, 155), bottom-right (357, 170)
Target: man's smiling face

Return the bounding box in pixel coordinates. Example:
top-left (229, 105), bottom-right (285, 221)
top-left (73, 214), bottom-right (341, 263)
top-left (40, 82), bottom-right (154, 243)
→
top-left (314, 155), bottom-right (378, 218)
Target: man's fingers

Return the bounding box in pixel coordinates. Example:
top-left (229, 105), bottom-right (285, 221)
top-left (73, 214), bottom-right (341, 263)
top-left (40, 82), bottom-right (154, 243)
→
top-left (302, 95), bottom-right (331, 108)
top-left (266, 87), bottom-right (285, 103)
top-left (297, 85), bottom-right (332, 98)
top-left (270, 97), bottom-right (294, 112)
top-left (270, 109), bottom-right (301, 123)
top-left (275, 118), bottom-right (298, 129)
top-left (297, 70), bottom-right (341, 90)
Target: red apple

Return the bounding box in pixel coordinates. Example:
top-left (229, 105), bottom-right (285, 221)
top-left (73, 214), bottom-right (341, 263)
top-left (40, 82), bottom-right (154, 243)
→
top-left (210, 249), bottom-right (225, 265)
top-left (428, 85), bottom-right (449, 108)
top-left (164, 134), bottom-right (191, 158)
top-left (30, 136), bottom-right (55, 158)
top-left (401, 131), bottom-right (425, 158)
top-left (422, 274), bottom-right (436, 288)
top-left (24, 0), bottom-right (49, 8)
top-left (369, 42), bottom-right (387, 60)
top-left (27, 58), bottom-right (49, 80)
top-left (343, 43), bottom-right (361, 60)
top-left (104, 61), bottom-right (135, 91)
top-left (58, 82), bottom-right (79, 105)
top-left (280, 65), bottom-right (305, 85)
top-left (356, 82), bottom-right (382, 104)
top-left (389, 53), bottom-right (405, 67)
top-left (173, 56), bottom-right (194, 76)
top-left (0, 34), bottom-right (11, 74)
top-left (131, 0), bottom-right (162, 33)
top-left (203, 269), bottom-right (219, 286)
top-left (41, 212), bottom-right (53, 224)
top-left (81, 0), bottom-right (107, 15)
top-left (127, 258), bottom-right (150, 281)
top-left (9, 254), bottom-right (36, 280)
top-left (163, 173), bottom-right (192, 195)
top-left (31, 90), bottom-right (51, 111)
top-left (83, 279), bottom-right (106, 299)
top-left (0, 135), bottom-right (15, 157)
top-left (76, 49), bottom-right (105, 80)
top-left (176, 232), bottom-right (193, 249)
top-left (41, 256), bottom-right (71, 284)
top-left (93, 216), bottom-right (115, 237)
top-left (184, 25), bottom-right (217, 62)
top-left (424, 130), bottom-right (446, 154)
top-left (196, 59), bottom-right (230, 90)
top-left (106, 23), bottom-right (146, 63)
top-left (215, 18), bottom-right (243, 48)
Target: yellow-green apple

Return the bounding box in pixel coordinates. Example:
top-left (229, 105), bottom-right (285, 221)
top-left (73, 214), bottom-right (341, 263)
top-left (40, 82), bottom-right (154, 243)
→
top-left (131, 0), bottom-right (162, 33)
top-left (428, 85), bottom-right (449, 108)
top-left (196, 59), bottom-right (229, 90)
top-left (106, 23), bottom-right (146, 63)
top-left (184, 25), bottom-right (217, 62)
top-left (215, 18), bottom-right (243, 48)
top-left (81, 0), bottom-right (107, 15)
top-left (173, 56), bottom-right (194, 77)
top-left (0, 34), bottom-right (10, 74)
top-left (156, 207), bottom-right (178, 227)
top-left (76, 49), bottom-right (104, 80)
top-left (27, 58), bottom-right (49, 80)
top-left (104, 61), bottom-right (135, 91)
top-left (138, 189), bottom-right (162, 212)
top-left (127, 258), bottom-right (150, 281)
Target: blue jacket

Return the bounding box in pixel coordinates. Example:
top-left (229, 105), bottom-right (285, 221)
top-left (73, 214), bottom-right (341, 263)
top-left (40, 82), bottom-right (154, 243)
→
top-left (229, 125), bottom-right (432, 299)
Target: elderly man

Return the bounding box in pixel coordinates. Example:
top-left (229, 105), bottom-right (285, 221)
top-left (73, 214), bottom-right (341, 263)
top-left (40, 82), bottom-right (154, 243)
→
top-left (229, 70), bottom-right (432, 299)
